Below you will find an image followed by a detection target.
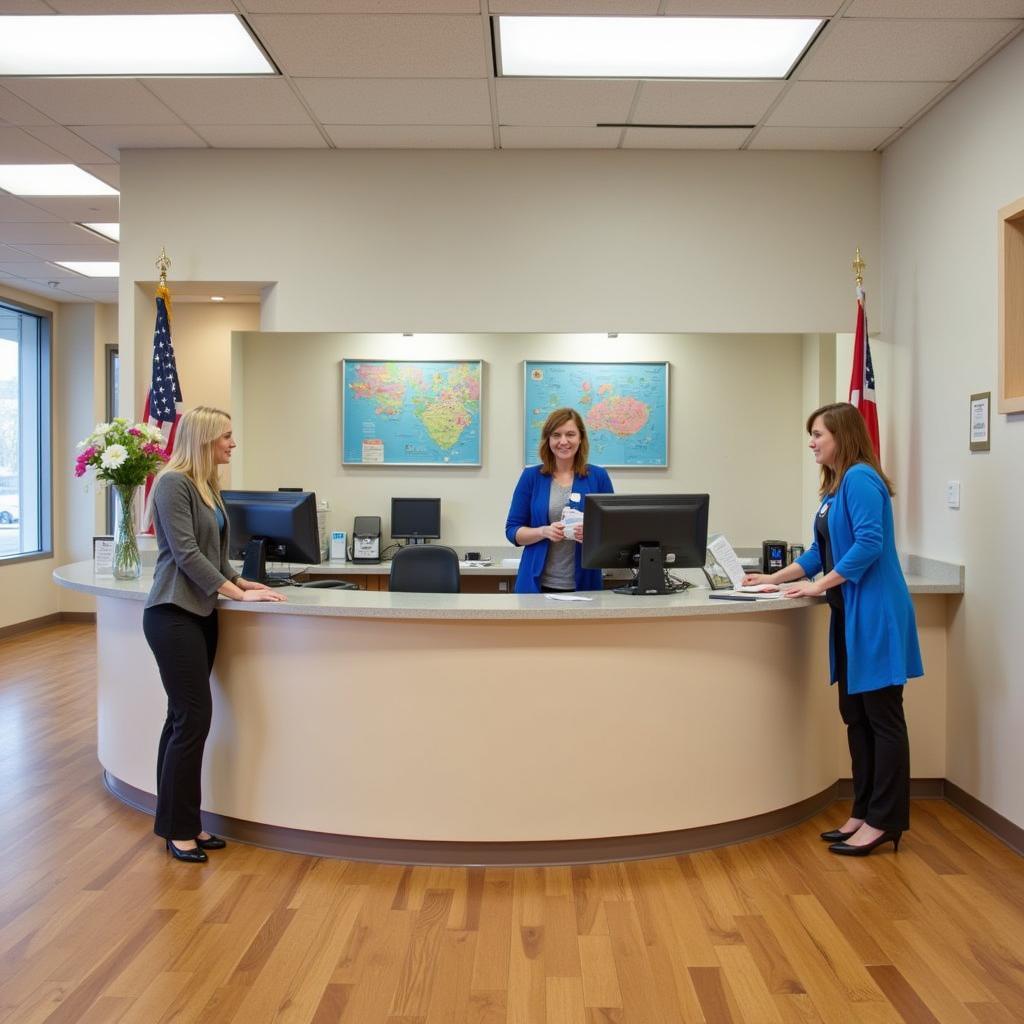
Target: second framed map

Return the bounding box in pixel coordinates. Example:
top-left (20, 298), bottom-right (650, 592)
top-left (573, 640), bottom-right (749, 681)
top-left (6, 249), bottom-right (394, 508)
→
top-left (523, 361), bottom-right (669, 468)
top-left (342, 359), bottom-right (482, 465)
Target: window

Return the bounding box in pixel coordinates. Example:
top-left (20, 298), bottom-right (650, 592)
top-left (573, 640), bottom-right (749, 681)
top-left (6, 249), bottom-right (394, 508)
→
top-left (0, 299), bottom-right (52, 562)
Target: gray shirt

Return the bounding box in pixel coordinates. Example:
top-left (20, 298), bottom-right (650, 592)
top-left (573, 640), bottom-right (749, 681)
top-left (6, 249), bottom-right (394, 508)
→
top-left (145, 471), bottom-right (235, 616)
top-left (540, 479), bottom-right (576, 591)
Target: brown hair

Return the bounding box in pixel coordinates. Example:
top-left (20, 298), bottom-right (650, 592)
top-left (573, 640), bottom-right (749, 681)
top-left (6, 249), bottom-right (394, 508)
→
top-left (807, 402), bottom-right (894, 498)
top-left (538, 408), bottom-right (589, 477)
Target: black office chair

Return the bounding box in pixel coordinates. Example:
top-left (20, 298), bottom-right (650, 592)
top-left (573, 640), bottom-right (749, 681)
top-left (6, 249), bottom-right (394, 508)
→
top-left (389, 544), bottom-right (461, 593)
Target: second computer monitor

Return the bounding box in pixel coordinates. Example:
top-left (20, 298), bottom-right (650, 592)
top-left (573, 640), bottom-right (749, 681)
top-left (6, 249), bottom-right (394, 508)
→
top-left (582, 493), bottom-right (710, 595)
top-left (391, 497), bottom-right (441, 543)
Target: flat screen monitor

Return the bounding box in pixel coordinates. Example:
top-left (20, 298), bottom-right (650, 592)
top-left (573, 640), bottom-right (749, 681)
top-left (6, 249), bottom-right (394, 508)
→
top-left (391, 497), bottom-right (441, 543)
top-left (581, 493), bottom-right (710, 595)
top-left (222, 489), bottom-right (321, 583)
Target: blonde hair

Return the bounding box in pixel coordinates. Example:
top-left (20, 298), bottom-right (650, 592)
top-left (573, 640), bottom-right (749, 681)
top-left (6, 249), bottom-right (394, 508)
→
top-left (149, 406), bottom-right (232, 515)
top-left (807, 402), bottom-right (894, 498)
top-left (538, 407), bottom-right (590, 477)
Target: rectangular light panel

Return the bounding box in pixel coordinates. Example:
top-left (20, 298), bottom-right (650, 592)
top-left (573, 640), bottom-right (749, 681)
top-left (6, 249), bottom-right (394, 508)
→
top-left (54, 261), bottom-right (120, 277)
top-left (80, 222), bottom-right (120, 241)
top-left (0, 165), bottom-right (119, 196)
top-left (0, 15), bottom-right (274, 76)
top-left (497, 16), bottom-right (822, 79)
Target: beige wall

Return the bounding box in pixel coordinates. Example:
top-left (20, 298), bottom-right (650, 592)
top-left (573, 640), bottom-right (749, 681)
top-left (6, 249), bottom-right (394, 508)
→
top-left (882, 30), bottom-right (1024, 827)
top-left (235, 330), bottom-right (809, 548)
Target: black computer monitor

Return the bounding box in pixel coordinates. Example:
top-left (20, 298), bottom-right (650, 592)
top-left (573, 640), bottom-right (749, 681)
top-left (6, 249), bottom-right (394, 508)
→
top-left (391, 497), bottom-right (441, 544)
top-left (222, 489), bottom-right (321, 583)
top-left (581, 493), bottom-right (710, 595)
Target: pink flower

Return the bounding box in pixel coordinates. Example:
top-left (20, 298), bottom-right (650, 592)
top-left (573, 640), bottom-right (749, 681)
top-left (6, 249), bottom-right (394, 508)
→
top-left (74, 463), bottom-right (86, 478)
top-left (128, 428), bottom-right (141, 436)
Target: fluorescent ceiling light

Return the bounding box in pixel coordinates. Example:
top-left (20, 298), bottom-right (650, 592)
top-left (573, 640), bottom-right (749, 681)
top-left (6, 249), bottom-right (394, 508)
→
top-left (80, 222), bottom-right (120, 242)
top-left (0, 165), bottom-right (118, 197)
top-left (210, 296), bottom-right (225, 302)
top-left (0, 15), bottom-right (274, 76)
top-left (497, 16), bottom-right (822, 78)
top-left (54, 261), bottom-right (119, 278)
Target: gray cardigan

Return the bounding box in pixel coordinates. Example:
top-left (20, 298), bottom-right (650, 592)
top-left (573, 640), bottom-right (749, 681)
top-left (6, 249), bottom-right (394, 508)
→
top-left (145, 471), bottom-right (236, 615)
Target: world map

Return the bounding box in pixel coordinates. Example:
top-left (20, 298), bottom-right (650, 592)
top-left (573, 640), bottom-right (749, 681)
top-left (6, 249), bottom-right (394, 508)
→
top-left (523, 361), bottom-right (668, 467)
top-left (342, 360), bottom-right (482, 465)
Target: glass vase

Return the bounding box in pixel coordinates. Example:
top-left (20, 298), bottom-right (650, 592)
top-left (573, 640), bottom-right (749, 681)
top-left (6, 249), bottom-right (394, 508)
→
top-left (112, 484), bottom-right (141, 580)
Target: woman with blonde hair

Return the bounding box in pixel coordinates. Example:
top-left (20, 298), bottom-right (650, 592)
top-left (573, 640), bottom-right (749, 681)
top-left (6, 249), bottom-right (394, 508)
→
top-left (143, 406), bottom-right (284, 863)
top-left (504, 407), bottom-right (614, 593)
top-left (743, 402), bottom-right (922, 856)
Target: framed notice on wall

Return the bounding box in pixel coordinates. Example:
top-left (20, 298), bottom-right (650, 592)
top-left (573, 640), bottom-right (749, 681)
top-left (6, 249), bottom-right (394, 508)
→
top-left (523, 361), bottom-right (669, 467)
top-left (341, 359), bottom-right (483, 466)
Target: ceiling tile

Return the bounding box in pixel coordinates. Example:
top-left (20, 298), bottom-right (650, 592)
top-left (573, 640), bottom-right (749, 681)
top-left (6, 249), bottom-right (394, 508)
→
top-left (0, 79), bottom-right (182, 126)
top-left (46, 0), bottom-right (235, 9)
top-left (621, 126), bottom-right (749, 148)
top-left (193, 125), bottom-right (328, 147)
top-left (846, 0), bottom-right (1024, 16)
top-left (491, 0), bottom-right (657, 11)
top-left (0, 260), bottom-right (89, 280)
top-left (0, 195), bottom-right (60, 222)
top-left (245, 0), bottom-right (479, 10)
top-left (5, 242), bottom-right (117, 260)
top-left (0, 126), bottom-right (68, 162)
top-left (662, 0), bottom-right (838, 11)
top-left (251, 14), bottom-right (488, 77)
top-left (18, 195), bottom-right (119, 221)
top-left (768, 81), bottom-right (947, 127)
top-left (0, 86), bottom-right (53, 126)
top-left (324, 124), bottom-right (493, 147)
top-left (70, 124), bottom-right (206, 160)
top-left (496, 79), bottom-right (635, 126)
top-left (797, 18), bottom-right (1021, 81)
top-left (633, 82), bottom-right (783, 125)
top-left (499, 125), bottom-right (621, 147)
top-left (297, 77), bottom-right (492, 125)
top-left (21, 125), bottom-right (115, 164)
top-left (0, 0), bottom-right (51, 10)
top-left (748, 125), bottom-right (893, 148)
top-left (146, 78), bottom-right (314, 126)
top-left (0, 222), bottom-right (103, 244)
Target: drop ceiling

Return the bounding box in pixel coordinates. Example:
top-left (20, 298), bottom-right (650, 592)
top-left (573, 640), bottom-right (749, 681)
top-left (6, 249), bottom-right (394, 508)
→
top-left (0, 0), bottom-right (1021, 304)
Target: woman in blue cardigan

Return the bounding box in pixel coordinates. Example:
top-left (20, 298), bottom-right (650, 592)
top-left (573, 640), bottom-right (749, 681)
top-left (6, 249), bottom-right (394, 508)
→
top-left (744, 402), bottom-right (922, 857)
top-left (505, 408), bottom-right (614, 594)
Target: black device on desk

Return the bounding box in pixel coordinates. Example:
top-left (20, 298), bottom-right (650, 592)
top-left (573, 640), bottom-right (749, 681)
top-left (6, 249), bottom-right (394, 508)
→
top-left (352, 515), bottom-right (381, 564)
top-left (391, 497), bottom-right (441, 544)
top-left (582, 493), bottom-right (710, 595)
top-left (222, 489), bottom-right (321, 585)
top-left (762, 540), bottom-right (788, 574)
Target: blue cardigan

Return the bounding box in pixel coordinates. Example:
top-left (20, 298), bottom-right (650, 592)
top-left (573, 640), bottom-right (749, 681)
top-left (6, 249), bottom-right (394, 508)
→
top-left (504, 464), bottom-right (614, 594)
top-left (795, 463), bottom-right (923, 694)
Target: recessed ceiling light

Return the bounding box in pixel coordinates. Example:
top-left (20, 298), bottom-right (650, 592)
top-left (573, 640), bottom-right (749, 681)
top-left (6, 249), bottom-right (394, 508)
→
top-left (0, 15), bottom-right (274, 76)
top-left (210, 296), bottom-right (225, 302)
top-left (54, 261), bottom-right (119, 278)
top-left (0, 165), bottom-right (119, 197)
top-left (496, 16), bottom-right (822, 78)
top-left (79, 222), bottom-right (120, 242)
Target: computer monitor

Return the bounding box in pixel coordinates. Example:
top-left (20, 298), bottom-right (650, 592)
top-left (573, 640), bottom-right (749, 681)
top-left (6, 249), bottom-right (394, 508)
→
top-left (222, 489), bottom-right (322, 583)
top-left (391, 497), bottom-right (441, 544)
top-left (581, 493), bottom-right (710, 595)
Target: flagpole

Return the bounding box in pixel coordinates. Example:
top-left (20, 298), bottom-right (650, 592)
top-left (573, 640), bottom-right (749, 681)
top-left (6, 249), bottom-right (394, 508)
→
top-left (852, 246), bottom-right (865, 288)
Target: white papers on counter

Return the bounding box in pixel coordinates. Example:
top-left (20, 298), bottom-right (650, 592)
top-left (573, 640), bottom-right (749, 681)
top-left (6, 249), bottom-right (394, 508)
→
top-left (544, 593), bottom-right (593, 602)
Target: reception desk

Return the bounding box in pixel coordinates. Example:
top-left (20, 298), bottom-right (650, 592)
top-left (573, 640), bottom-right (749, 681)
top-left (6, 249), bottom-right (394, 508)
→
top-left (54, 559), bottom-right (961, 865)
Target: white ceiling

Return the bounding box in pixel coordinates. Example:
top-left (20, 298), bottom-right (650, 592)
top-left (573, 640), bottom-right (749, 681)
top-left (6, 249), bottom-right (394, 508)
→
top-left (0, 0), bottom-right (1021, 304)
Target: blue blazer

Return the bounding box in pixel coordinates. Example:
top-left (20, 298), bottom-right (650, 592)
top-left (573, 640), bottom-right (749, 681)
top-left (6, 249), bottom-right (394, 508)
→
top-left (504, 464), bottom-right (614, 594)
top-left (795, 463), bottom-right (923, 694)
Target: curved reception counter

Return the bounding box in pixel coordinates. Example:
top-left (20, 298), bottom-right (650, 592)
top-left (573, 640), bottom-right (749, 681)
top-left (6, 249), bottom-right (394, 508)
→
top-left (54, 560), bottom-right (961, 865)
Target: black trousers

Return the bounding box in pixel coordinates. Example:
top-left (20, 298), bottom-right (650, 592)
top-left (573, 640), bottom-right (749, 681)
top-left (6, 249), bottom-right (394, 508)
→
top-left (142, 603), bottom-right (218, 840)
top-left (832, 608), bottom-right (911, 832)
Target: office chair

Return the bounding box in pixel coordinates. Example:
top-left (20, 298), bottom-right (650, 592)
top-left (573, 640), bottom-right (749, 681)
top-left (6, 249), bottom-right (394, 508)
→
top-left (388, 544), bottom-right (461, 593)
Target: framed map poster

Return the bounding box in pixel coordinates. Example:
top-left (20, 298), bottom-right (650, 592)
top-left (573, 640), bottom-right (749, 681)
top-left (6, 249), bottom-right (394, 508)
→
top-left (523, 361), bottom-right (669, 467)
top-left (342, 360), bottom-right (483, 466)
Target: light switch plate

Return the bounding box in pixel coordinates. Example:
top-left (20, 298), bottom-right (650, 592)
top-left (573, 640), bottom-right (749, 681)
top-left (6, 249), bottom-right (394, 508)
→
top-left (946, 480), bottom-right (961, 509)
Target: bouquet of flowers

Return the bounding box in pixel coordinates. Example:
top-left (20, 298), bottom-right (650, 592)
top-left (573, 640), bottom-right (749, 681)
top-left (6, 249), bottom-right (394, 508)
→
top-left (75, 418), bottom-right (168, 578)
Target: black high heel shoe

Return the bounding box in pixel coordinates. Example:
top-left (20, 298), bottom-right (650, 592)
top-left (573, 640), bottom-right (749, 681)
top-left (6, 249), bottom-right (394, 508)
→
top-left (196, 833), bottom-right (226, 851)
top-left (828, 830), bottom-right (902, 856)
top-left (166, 838), bottom-right (208, 863)
top-left (819, 827), bottom-right (858, 842)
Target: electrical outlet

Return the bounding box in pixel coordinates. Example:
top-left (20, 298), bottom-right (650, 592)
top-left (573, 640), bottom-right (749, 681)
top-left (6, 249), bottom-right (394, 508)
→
top-left (946, 480), bottom-right (961, 509)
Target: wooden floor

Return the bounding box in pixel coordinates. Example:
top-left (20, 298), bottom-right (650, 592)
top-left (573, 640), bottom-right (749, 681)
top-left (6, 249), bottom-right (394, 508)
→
top-left (2, 625), bottom-right (1024, 1024)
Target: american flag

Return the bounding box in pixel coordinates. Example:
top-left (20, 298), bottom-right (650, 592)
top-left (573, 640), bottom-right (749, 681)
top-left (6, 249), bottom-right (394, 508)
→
top-left (142, 282), bottom-right (182, 524)
top-left (848, 284), bottom-right (880, 457)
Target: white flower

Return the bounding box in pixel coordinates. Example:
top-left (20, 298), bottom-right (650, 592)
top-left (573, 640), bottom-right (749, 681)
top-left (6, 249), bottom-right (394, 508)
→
top-left (94, 422), bottom-right (112, 435)
top-left (142, 424), bottom-right (164, 442)
top-left (100, 444), bottom-right (128, 470)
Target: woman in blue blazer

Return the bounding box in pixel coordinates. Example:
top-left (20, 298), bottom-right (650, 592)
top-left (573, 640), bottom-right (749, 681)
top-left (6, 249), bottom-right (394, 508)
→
top-left (505, 408), bottom-right (614, 594)
top-left (744, 402), bottom-right (922, 857)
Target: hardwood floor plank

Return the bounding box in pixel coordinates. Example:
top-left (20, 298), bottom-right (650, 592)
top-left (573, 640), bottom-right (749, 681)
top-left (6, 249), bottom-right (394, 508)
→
top-left (577, 935), bottom-right (622, 1010)
top-left (866, 964), bottom-right (942, 1024)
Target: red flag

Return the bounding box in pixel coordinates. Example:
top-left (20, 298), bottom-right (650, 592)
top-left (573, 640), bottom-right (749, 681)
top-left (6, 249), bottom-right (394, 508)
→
top-left (848, 284), bottom-right (880, 457)
top-left (142, 282), bottom-right (182, 529)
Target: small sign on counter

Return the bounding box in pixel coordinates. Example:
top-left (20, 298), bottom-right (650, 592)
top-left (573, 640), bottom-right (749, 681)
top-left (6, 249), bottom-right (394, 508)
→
top-left (93, 536), bottom-right (114, 578)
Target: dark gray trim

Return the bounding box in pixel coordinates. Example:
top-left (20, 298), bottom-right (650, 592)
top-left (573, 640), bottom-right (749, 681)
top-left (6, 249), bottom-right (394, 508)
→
top-left (0, 610), bottom-right (94, 641)
top-left (944, 780), bottom-right (1024, 857)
